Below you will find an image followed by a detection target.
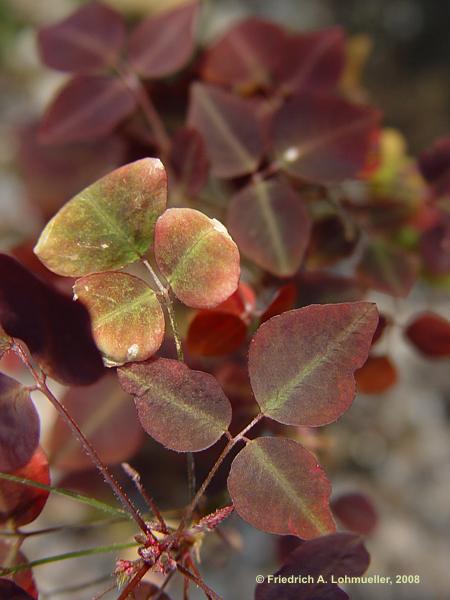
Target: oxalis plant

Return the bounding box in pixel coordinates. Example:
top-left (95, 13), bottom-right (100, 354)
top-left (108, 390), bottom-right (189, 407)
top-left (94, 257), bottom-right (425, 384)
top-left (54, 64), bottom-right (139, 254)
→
top-left (1, 1), bottom-right (450, 599)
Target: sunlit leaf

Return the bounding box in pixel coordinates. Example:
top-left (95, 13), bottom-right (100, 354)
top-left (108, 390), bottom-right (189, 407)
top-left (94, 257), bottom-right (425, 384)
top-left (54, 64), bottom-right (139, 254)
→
top-left (0, 448), bottom-right (50, 527)
top-left (0, 579), bottom-right (35, 600)
top-left (227, 178), bottom-right (311, 277)
top-left (118, 358), bottom-right (232, 452)
top-left (0, 254), bottom-right (105, 386)
top-left (0, 373), bottom-right (40, 472)
top-left (405, 312), bottom-right (450, 358)
top-left (38, 75), bottom-right (136, 145)
top-left (48, 374), bottom-right (144, 471)
top-left (154, 208), bottom-right (240, 309)
top-left (331, 493), bottom-right (378, 536)
top-left (260, 284), bottom-right (297, 324)
top-left (128, 1), bottom-right (199, 78)
top-left (188, 83), bottom-right (264, 178)
top-left (271, 91), bottom-right (380, 183)
top-left (255, 532), bottom-right (370, 600)
top-left (34, 158), bottom-right (167, 277)
top-left (170, 127), bottom-right (209, 197)
top-left (355, 355), bottom-right (397, 394)
top-left (74, 272), bottom-right (164, 366)
top-left (187, 312), bottom-right (247, 356)
top-left (248, 303), bottom-right (378, 426)
top-left (37, 2), bottom-right (126, 73)
top-left (228, 437), bottom-right (335, 538)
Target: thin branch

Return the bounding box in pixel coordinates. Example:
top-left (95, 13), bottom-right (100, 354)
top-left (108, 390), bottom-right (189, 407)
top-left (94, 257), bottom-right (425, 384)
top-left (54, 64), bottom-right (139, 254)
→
top-left (122, 462), bottom-right (168, 534)
top-left (177, 564), bottom-right (222, 600)
top-left (116, 562), bottom-right (150, 600)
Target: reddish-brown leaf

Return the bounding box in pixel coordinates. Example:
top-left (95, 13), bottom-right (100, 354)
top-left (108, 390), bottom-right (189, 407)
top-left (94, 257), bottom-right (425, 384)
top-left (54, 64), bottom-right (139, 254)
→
top-left (305, 215), bottom-right (359, 268)
top-left (405, 312), bottom-right (450, 358)
top-left (0, 448), bottom-right (50, 527)
top-left (214, 282), bottom-right (256, 318)
top-left (0, 373), bottom-right (40, 472)
top-left (39, 75), bottom-right (136, 144)
top-left (371, 313), bottom-right (389, 345)
top-left (187, 312), bottom-right (247, 356)
top-left (37, 2), bottom-right (126, 73)
top-left (188, 83), bottom-right (264, 178)
top-left (355, 355), bottom-right (397, 394)
top-left (297, 272), bottom-right (366, 306)
top-left (227, 178), bottom-right (311, 277)
top-left (0, 580), bottom-right (35, 600)
top-left (228, 436), bottom-right (335, 538)
top-left (260, 284), bottom-right (297, 324)
top-left (271, 91), bottom-right (380, 183)
top-left (0, 541), bottom-right (37, 598)
top-left (47, 374), bottom-right (144, 471)
top-left (248, 303), bottom-right (378, 426)
top-left (170, 127), bottom-right (209, 197)
top-left (128, 1), bottom-right (199, 78)
top-left (421, 221), bottom-right (450, 275)
top-left (118, 358), bottom-right (232, 452)
top-left (419, 134), bottom-right (450, 196)
top-left (331, 493), bottom-right (378, 536)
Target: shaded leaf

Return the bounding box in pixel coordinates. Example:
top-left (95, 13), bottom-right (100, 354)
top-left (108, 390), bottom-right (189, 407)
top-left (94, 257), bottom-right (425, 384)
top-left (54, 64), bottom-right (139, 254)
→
top-left (260, 284), bottom-right (297, 324)
top-left (37, 2), bottom-right (126, 73)
top-left (187, 312), bottom-right (247, 356)
top-left (405, 312), bottom-right (450, 358)
top-left (371, 313), bottom-right (389, 346)
top-left (355, 355), bottom-right (397, 394)
top-left (128, 1), bottom-right (199, 78)
top-left (170, 127), bottom-right (209, 197)
top-left (0, 541), bottom-right (37, 598)
top-left (0, 373), bottom-right (40, 472)
top-left (248, 303), bottom-right (378, 426)
top-left (305, 215), bottom-right (359, 268)
top-left (228, 436), bottom-right (335, 538)
top-left (227, 178), bottom-right (311, 277)
top-left (154, 208), bottom-right (240, 309)
top-left (34, 158), bottom-right (167, 277)
top-left (297, 272), bottom-right (365, 306)
top-left (47, 374), bottom-right (144, 471)
top-left (0, 579), bottom-right (34, 600)
top-left (271, 91), bottom-right (380, 183)
top-left (38, 75), bottom-right (136, 145)
top-left (419, 134), bottom-right (450, 196)
top-left (331, 493), bottom-right (378, 536)
top-left (0, 448), bottom-right (50, 527)
top-left (255, 532), bottom-right (370, 600)
top-left (213, 282), bottom-right (256, 318)
top-left (74, 272), bottom-right (164, 366)
top-left (421, 221), bottom-right (450, 275)
top-left (188, 83), bottom-right (264, 178)
top-left (118, 358), bottom-right (232, 452)
top-left (0, 254), bottom-right (105, 386)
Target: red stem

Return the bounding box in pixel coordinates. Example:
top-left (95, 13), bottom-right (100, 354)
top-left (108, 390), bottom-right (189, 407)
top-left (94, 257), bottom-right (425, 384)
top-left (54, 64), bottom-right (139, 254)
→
top-left (116, 563), bottom-right (150, 600)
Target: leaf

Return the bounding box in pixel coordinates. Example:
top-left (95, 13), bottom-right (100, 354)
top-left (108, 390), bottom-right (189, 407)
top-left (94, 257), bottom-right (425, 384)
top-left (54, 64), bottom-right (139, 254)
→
top-left (118, 358), bottom-right (232, 452)
top-left (0, 254), bottom-right (105, 386)
top-left (305, 215), bottom-right (359, 268)
top-left (248, 303), bottom-right (378, 426)
top-left (0, 448), bottom-right (50, 527)
top-left (0, 580), bottom-right (35, 600)
top-left (38, 75), bottom-right (136, 144)
top-left (169, 127), bottom-right (209, 197)
top-left (0, 373), bottom-right (40, 472)
top-left (188, 83), bottom-right (264, 178)
top-left (74, 272), bottom-right (164, 367)
top-left (260, 284), bottom-right (297, 324)
top-left (331, 493), bottom-right (378, 535)
top-left (228, 437), bottom-right (335, 538)
top-left (419, 134), bottom-right (450, 195)
top-left (421, 221), bottom-right (450, 275)
top-left (212, 282), bottom-right (256, 318)
top-left (355, 355), bottom-right (397, 394)
top-left (405, 312), bottom-right (450, 358)
top-left (255, 532), bottom-right (370, 600)
top-left (296, 272), bottom-right (365, 306)
top-left (187, 312), bottom-right (247, 356)
top-left (200, 18), bottom-right (288, 92)
top-left (227, 177), bottom-right (311, 277)
top-left (154, 208), bottom-right (240, 309)
top-left (128, 1), bottom-right (199, 78)
top-left (356, 240), bottom-right (418, 297)
top-left (0, 541), bottom-right (37, 598)
top-left (271, 91), bottom-right (380, 183)
top-left (37, 2), bottom-right (126, 73)
top-left (47, 374), bottom-right (144, 471)
top-left (34, 158), bottom-right (167, 277)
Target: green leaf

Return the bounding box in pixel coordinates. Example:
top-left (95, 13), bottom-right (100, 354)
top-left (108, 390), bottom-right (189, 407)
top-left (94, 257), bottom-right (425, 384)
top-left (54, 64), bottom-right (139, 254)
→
top-left (34, 158), bottom-right (167, 277)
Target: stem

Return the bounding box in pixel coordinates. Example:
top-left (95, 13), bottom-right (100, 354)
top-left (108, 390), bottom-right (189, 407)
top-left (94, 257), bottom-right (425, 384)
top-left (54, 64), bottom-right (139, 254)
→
top-left (154, 570), bottom-right (176, 600)
top-left (116, 563), bottom-right (150, 600)
top-left (177, 564), bottom-right (222, 600)
top-left (122, 462), bottom-right (168, 534)
top-left (12, 341), bottom-right (148, 534)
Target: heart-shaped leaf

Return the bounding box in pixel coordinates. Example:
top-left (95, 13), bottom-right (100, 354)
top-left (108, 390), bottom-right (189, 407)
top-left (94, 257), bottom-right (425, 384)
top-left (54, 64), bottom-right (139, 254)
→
top-left (227, 177), bottom-right (311, 277)
top-left (34, 158), bottom-right (167, 277)
top-left (37, 2), bottom-right (126, 73)
top-left (154, 208), bottom-right (240, 309)
top-left (74, 272), bottom-right (164, 367)
top-left (248, 303), bottom-right (378, 426)
top-left (228, 436), bottom-right (335, 538)
top-left (0, 374), bottom-right (40, 472)
top-left (118, 358), bottom-right (232, 452)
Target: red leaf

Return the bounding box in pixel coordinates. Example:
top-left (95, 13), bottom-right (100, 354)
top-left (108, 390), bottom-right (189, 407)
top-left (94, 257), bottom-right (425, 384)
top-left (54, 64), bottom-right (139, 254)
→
top-left (271, 91), bottom-right (380, 183)
top-left (0, 374), bottom-right (40, 472)
top-left (170, 127), bottom-right (209, 197)
top-left (37, 2), bottom-right (126, 73)
top-left (0, 541), bottom-right (37, 598)
top-left (0, 448), bottom-right (50, 527)
top-left (297, 271), bottom-right (366, 306)
top-left (331, 493), bottom-right (378, 535)
top-left (405, 312), bottom-right (450, 358)
top-left (39, 75), bottom-right (136, 144)
top-left (214, 282), bottom-right (256, 318)
top-left (355, 355), bottom-right (397, 394)
top-left (371, 313), bottom-right (389, 345)
top-left (188, 83), bottom-right (264, 178)
top-left (0, 580), bottom-right (35, 599)
top-left (187, 311), bottom-right (247, 356)
top-left (128, 1), bottom-right (199, 78)
top-left (260, 284), bottom-right (297, 324)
